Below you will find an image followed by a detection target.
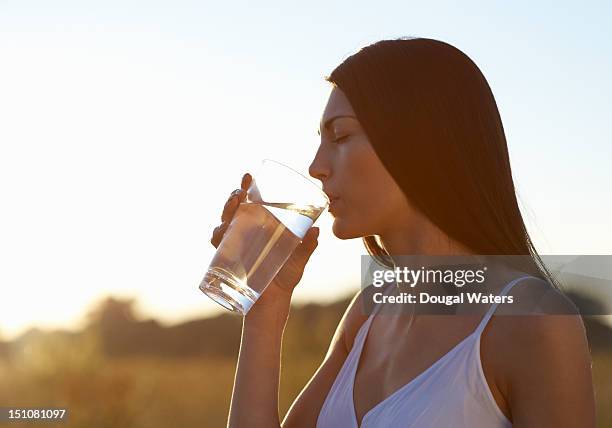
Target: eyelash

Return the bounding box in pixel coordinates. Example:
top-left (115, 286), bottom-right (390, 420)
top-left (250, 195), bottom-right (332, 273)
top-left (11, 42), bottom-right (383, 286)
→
top-left (332, 135), bottom-right (349, 144)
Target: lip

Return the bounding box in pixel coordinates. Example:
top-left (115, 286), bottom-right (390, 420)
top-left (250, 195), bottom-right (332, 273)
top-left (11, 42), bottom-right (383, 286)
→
top-left (323, 189), bottom-right (337, 200)
top-left (328, 197), bottom-right (340, 213)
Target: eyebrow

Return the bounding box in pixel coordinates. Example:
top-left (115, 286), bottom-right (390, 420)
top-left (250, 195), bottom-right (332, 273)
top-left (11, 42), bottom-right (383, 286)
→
top-left (318, 115), bottom-right (357, 135)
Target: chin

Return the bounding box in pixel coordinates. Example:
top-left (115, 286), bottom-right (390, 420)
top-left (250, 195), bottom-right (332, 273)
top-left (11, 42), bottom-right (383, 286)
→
top-left (331, 218), bottom-right (366, 240)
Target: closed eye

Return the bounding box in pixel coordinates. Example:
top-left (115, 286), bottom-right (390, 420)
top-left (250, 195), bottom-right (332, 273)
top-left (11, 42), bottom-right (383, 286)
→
top-left (333, 135), bottom-right (349, 143)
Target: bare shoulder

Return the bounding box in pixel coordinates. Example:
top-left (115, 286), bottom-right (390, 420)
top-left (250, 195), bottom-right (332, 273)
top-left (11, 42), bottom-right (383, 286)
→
top-left (336, 284), bottom-right (385, 353)
top-left (492, 311), bottom-right (589, 364)
top-left (486, 276), bottom-right (589, 366)
top-left (483, 277), bottom-right (596, 426)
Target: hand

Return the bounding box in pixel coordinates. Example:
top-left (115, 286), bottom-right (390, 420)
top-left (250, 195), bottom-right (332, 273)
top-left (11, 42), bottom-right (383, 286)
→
top-left (210, 173), bottom-right (321, 319)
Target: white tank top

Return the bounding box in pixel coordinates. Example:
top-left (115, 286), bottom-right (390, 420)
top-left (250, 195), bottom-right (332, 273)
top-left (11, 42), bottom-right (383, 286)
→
top-left (317, 275), bottom-right (542, 428)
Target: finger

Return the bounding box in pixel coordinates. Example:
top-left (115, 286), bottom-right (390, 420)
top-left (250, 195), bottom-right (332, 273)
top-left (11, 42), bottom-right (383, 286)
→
top-left (221, 190), bottom-right (241, 223)
top-left (293, 227), bottom-right (320, 261)
top-left (243, 172), bottom-right (264, 203)
top-left (210, 222), bottom-right (227, 248)
top-left (305, 226), bottom-right (320, 242)
top-left (241, 173), bottom-right (252, 191)
top-left (238, 173), bottom-right (253, 203)
top-left (210, 222), bottom-right (229, 248)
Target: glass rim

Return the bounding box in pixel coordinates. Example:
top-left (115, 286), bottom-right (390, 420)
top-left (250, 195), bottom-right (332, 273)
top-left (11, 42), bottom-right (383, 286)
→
top-left (260, 158), bottom-right (330, 205)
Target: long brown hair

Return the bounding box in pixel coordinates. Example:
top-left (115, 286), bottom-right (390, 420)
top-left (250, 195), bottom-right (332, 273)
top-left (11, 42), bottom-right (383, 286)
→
top-left (326, 37), bottom-right (557, 285)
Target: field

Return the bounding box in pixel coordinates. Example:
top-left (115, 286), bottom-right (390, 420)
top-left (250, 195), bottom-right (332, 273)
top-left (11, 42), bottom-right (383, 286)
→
top-left (0, 298), bottom-right (610, 427)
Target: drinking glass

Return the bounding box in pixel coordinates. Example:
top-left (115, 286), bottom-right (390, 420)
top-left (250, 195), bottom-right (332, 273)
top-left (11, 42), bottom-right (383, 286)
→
top-left (199, 159), bottom-right (329, 314)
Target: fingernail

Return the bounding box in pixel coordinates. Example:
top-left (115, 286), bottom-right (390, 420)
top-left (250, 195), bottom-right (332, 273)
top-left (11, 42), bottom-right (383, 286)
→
top-left (241, 173), bottom-right (251, 189)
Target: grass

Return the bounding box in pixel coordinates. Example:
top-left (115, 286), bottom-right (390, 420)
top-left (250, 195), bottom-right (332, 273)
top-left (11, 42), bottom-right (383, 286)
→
top-left (0, 315), bottom-right (609, 427)
top-left (0, 351), bottom-right (610, 427)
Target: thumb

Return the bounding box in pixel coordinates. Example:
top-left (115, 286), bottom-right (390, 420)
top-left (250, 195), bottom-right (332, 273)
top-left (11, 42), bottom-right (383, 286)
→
top-left (294, 227), bottom-right (320, 261)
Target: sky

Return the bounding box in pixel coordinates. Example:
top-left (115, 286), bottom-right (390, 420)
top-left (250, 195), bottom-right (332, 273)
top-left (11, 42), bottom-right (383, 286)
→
top-left (1, 0), bottom-right (611, 340)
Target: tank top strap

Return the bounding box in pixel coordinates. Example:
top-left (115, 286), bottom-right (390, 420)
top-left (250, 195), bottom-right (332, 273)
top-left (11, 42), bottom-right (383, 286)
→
top-left (363, 283), bottom-right (396, 322)
top-left (351, 284), bottom-right (396, 352)
top-left (474, 274), bottom-right (542, 336)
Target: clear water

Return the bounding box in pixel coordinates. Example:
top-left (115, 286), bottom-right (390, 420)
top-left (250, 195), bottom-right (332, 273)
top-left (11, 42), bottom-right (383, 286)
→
top-left (200, 201), bottom-right (320, 314)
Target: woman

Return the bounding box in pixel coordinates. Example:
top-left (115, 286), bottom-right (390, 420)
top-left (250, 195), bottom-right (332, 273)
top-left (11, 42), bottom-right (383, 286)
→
top-left (211, 38), bottom-right (596, 427)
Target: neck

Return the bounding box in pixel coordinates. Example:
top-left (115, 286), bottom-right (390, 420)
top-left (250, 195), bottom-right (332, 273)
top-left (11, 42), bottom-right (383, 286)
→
top-left (378, 213), bottom-right (474, 260)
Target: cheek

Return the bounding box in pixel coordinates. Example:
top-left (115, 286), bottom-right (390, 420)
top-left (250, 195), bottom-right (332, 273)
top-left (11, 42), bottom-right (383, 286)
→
top-left (334, 140), bottom-right (402, 233)
top-left (332, 186), bottom-right (394, 239)
top-left (355, 183), bottom-right (399, 227)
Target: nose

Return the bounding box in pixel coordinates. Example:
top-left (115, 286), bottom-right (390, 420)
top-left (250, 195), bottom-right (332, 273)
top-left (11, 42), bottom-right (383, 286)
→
top-left (308, 144), bottom-right (331, 182)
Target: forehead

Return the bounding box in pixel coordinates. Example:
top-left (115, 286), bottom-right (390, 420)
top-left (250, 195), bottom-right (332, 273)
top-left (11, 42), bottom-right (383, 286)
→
top-left (321, 86), bottom-right (357, 123)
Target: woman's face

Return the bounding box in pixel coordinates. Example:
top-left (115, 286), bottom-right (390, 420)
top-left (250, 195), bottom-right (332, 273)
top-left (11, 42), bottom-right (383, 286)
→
top-left (309, 86), bottom-right (411, 239)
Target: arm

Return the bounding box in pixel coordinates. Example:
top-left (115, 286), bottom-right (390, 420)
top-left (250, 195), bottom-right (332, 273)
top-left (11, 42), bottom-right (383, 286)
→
top-left (227, 293), bottom-right (292, 428)
top-left (227, 286), bottom-right (368, 428)
top-left (217, 174), bottom-right (340, 427)
top-left (281, 291), bottom-right (368, 427)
